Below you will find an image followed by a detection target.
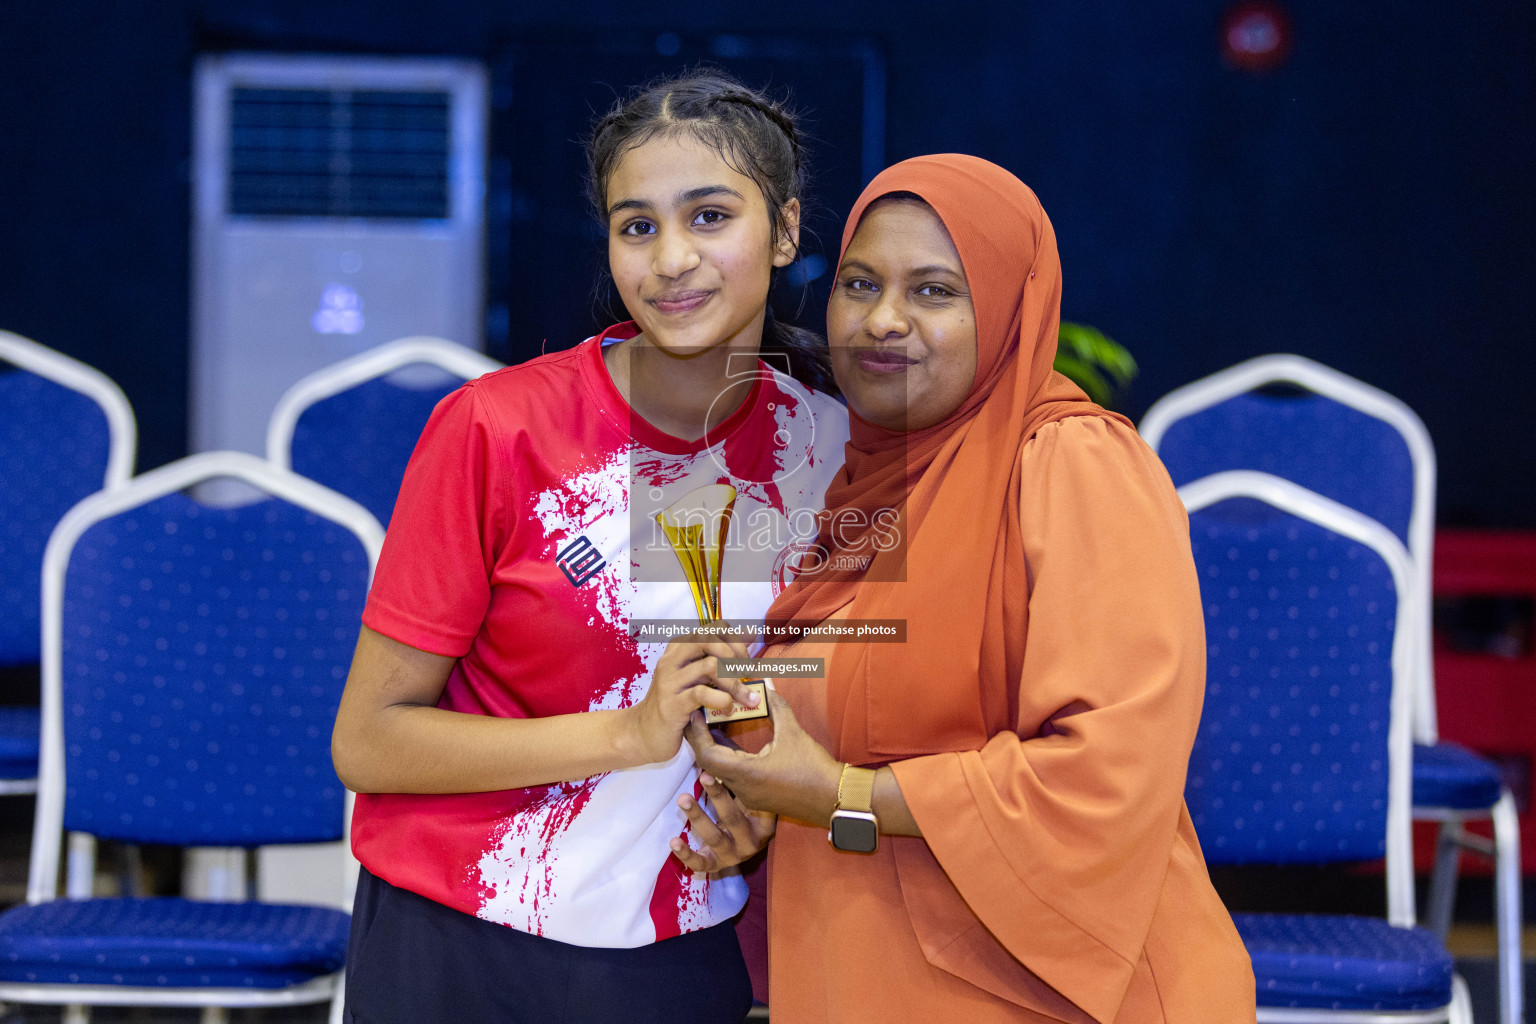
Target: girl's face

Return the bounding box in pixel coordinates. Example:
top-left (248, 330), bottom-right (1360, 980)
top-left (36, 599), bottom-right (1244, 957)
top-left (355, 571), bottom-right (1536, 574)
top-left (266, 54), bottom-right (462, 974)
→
top-left (828, 200), bottom-right (978, 432)
top-left (605, 133), bottom-right (799, 357)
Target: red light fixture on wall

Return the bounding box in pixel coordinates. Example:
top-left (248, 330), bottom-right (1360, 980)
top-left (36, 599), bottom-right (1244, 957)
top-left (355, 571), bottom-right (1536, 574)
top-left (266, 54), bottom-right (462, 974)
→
top-left (1220, 1), bottom-right (1293, 73)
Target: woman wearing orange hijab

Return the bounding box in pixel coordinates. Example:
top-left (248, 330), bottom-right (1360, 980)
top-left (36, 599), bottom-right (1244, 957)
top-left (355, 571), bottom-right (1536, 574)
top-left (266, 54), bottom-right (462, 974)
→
top-left (678, 154), bottom-right (1255, 1022)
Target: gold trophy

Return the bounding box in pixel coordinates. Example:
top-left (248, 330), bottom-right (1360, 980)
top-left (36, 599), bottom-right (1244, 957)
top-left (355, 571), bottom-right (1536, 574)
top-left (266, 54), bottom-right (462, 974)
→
top-left (655, 483), bottom-right (768, 723)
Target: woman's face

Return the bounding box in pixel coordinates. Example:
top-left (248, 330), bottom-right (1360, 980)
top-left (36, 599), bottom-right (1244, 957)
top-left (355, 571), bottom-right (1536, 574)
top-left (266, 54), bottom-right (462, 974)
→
top-left (605, 133), bottom-right (799, 357)
top-left (828, 200), bottom-right (978, 432)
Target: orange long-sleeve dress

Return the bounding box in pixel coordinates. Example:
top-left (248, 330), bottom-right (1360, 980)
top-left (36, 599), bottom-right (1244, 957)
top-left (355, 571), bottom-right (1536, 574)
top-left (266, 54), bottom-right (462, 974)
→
top-left (754, 417), bottom-right (1255, 1023)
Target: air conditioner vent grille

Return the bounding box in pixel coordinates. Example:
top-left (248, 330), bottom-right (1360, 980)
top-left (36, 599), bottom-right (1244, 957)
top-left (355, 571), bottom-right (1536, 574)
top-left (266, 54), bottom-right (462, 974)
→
top-left (228, 88), bottom-right (451, 219)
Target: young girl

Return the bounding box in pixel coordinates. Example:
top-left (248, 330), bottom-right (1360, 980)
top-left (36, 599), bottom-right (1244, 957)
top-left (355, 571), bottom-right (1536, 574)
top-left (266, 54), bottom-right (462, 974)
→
top-left (330, 72), bottom-right (848, 1023)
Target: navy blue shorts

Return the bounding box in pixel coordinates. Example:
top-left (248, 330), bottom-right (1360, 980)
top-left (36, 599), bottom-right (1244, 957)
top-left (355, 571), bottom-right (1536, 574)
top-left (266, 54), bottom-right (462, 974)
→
top-left (343, 865), bottom-right (753, 1024)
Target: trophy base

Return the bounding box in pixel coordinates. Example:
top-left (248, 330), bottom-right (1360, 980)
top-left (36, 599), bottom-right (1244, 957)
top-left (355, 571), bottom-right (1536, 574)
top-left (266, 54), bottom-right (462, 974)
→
top-left (704, 681), bottom-right (769, 724)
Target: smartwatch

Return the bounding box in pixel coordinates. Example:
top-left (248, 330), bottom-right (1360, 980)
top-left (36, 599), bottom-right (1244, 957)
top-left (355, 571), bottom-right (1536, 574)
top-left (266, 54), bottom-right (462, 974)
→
top-left (828, 764), bottom-right (879, 853)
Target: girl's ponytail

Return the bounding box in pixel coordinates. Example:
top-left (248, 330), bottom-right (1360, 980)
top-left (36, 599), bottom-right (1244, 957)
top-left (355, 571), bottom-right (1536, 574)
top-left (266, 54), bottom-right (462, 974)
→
top-left (761, 304), bottom-right (837, 397)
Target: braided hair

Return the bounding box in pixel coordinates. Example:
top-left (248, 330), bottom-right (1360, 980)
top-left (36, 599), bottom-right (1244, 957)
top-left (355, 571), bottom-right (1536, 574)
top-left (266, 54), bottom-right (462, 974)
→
top-left (586, 70), bottom-right (837, 396)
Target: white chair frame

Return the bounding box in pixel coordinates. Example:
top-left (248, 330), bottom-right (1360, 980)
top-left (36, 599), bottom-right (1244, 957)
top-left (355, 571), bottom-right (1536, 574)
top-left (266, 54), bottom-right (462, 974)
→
top-left (1179, 471), bottom-right (1471, 1024)
top-left (265, 335), bottom-right (502, 470)
top-left (0, 330), bottom-right (137, 491)
top-left (1148, 356), bottom-right (1522, 1024)
top-left (1180, 471), bottom-right (1418, 928)
top-left (1, 451), bottom-right (383, 1020)
top-left (0, 330), bottom-right (137, 798)
top-left (1143, 355), bottom-right (1437, 740)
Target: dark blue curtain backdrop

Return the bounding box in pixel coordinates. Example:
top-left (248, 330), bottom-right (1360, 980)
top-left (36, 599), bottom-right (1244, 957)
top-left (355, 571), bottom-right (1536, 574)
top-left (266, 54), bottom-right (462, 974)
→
top-left (1, 1), bottom-right (1531, 525)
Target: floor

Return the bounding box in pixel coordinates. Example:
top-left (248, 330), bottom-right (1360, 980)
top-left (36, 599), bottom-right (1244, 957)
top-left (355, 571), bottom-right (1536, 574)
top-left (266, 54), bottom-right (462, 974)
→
top-left (0, 796), bottom-right (1529, 1021)
top-left (0, 943), bottom-right (1527, 1022)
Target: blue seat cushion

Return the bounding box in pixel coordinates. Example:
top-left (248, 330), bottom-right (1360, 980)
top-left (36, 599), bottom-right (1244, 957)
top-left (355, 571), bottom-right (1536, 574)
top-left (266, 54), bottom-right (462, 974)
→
top-left (0, 898), bottom-right (348, 988)
top-left (1413, 741), bottom-right (1503, 811)
top-left (1237, 913), bottom-right (1453, 1011)
top-left (0, 707), bottom-right (39, 779)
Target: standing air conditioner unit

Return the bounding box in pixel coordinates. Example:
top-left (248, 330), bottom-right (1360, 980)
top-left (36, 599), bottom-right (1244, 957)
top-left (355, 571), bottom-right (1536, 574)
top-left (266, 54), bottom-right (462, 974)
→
top-left (192, 53), bottom-right (486, 456)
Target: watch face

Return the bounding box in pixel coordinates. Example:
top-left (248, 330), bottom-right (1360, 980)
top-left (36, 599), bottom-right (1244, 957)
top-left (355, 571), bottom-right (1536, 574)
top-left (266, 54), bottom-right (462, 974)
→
top-left (830, 812), bottom-right (878, 853)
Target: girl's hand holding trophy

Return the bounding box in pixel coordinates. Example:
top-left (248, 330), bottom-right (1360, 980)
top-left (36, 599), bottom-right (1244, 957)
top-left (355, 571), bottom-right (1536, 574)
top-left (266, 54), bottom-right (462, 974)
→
top-left (655, 483), bottom-right (769, 725)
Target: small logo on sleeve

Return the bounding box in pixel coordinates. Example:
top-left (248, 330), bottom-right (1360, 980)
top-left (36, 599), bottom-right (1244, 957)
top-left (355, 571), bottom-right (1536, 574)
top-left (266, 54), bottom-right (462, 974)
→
top-left (556, 536), bottom-right (607, 587)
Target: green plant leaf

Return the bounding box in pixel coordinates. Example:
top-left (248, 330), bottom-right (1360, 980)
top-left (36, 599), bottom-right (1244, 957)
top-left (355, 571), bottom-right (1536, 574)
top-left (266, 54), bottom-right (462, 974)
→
top-left (1055, 321), bottom-right (1138, 406)
top-left (1051, 354), bottom-right (1113, 406)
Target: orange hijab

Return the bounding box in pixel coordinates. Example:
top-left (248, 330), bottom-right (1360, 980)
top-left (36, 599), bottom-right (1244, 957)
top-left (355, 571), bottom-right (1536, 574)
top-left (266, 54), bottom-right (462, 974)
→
top-left (765, 154), bottom-right (1131, 763)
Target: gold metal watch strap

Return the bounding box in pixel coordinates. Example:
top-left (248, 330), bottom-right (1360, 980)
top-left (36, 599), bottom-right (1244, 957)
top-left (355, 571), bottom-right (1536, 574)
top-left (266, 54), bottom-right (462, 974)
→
top-left (836, 764), bottom-right (877, 814)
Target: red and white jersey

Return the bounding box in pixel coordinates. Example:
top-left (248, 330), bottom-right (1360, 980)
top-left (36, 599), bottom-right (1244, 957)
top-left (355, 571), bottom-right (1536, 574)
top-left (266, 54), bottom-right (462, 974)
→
top-left (352, 323), bottom-right (849, 947)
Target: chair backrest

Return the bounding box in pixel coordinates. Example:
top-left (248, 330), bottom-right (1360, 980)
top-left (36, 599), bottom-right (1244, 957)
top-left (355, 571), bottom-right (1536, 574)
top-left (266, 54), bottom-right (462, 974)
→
top-left (266, 336), bottom-right (502, 527)
top-left (0, 331), bottom-right (136, 666)
top-left (1179, 470), bottom-right (1417, 927)
top-left (1142, 354), bottom-right (1438, 744)
top-left (29, 451), bottom-right (384, 904)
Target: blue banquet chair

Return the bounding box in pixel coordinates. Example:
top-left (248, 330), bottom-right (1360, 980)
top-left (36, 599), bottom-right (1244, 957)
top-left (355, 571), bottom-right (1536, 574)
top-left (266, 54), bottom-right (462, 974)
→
top-left (1181, 470), bottom-right (1471, 1022)
top-left (1143, 354), bottom-right (1521, 1024)
top-left (1, 330), bottom-right (136, 797)
top-left (0, 451), bottom-right (384, 1022)
top-left (266, 335), bottom-right (502, 528)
